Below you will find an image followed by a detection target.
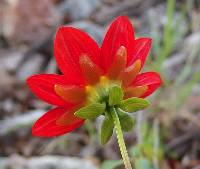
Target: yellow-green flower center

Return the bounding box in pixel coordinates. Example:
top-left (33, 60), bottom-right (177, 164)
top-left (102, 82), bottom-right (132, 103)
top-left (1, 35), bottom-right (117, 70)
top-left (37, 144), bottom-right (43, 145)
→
top-left (85, 76), bottom-right (121, 104)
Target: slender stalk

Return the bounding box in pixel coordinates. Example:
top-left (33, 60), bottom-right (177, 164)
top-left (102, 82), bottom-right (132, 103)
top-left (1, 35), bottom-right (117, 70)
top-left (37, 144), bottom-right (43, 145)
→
top-left (111, 107), bottom-right (133, 169)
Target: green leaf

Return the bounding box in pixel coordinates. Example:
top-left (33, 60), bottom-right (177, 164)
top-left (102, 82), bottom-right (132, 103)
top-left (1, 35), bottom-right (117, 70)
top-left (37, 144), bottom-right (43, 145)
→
top-left (119, 97), bottom-right (150, 112)
top-left (101, 160), bottom-right (123, 169)
top-left (75, 103), bottom-right (106, 119)
top-left (109, 85), bottom-right (123, 106)
top-left (101, 113), bottom-right (114, 145)
top-left (117, 109), bottom-right (134, 132)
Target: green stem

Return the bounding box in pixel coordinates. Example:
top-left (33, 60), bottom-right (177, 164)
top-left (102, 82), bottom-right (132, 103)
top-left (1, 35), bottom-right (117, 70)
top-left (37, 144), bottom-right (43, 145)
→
top-left (111, 107), bottom-right (133, 169)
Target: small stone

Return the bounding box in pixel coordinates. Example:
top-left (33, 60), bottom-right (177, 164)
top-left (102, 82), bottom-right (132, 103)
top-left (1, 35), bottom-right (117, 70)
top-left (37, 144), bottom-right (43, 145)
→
top-left (16, 54), bottom-right (44, 81)
top-left (0, 49), bottom-right (24, 72)
top-left (2, 0), bottom-right (59, 45)
top-left (0, 155), bottom-right (97, 169)
top-left (62, 0), bottom-right (101, 21)
top-left (0, 110), bottom-right (45, 136)
top-left (71, 21), bottom-right (104, 44)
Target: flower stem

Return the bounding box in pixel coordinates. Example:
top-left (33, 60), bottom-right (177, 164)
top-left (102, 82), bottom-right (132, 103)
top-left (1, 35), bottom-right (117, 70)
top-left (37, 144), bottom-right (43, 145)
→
top-left (111, 107), bottom-right (133, 169)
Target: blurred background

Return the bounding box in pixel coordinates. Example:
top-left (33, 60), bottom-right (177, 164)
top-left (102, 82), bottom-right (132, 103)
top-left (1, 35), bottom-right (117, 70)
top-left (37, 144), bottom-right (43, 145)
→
top-left (0, 0), bottom-right (200, 169)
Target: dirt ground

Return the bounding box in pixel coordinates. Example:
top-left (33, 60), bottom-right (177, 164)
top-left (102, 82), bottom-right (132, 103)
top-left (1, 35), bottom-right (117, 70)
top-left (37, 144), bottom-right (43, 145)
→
top-left (0, 0), bottom-right (200, 169)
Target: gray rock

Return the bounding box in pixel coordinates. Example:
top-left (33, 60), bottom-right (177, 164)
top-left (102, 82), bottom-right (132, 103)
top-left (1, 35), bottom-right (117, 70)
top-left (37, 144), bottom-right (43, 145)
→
top-left (2, 0), bottom-right (59, 45)
top-left (0, 155), bottom-right (98, 169)
top-left (163, 32), bottom-right (200, 80)
top-left (45, 58), bottom-right (57, 74)
top-left (192, 84), bottom-right (200, 96)
top-left (1, 98), bottom-right (14, 113)
top-left (71, 21), bottom-right (104, 44)
top-left (16, 53), bottom-right (44, 81)
top-left (60, 0), bottom-right (101, 21)
top-left (162, 53), bottom-right (186, 80)
top-left (0, 109), bottom-right (45, 136)
top-left (0, 49), bottom-right (24, 72)
top-left (0, 69), bottom-right (16, 88)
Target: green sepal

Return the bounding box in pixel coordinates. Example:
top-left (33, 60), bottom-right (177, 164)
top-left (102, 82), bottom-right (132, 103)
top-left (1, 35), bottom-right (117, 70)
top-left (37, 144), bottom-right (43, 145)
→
top-left (75, 103), bottom-right (106, 119)
top-left (109, 85), bottom-right (123, 106)
top-left (100, 112), bottom-right (114, 145)
top-left (119, 97), bottom-right (150, 112)
top-left (117, 109), bottom-right (134, 132)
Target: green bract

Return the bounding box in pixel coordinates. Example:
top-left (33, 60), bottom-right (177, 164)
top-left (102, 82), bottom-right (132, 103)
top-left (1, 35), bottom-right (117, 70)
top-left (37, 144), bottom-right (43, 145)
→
top-left (75, 84), bottom-right (150, 145)
top-left (75, 103), bottom-right (106, 119)
top-left (109, 85), bottom-right (123, 106)
top-left (119, 97), bottom-right (150, 112)
top-left (117, 109), bottom-right (134, 132)
top-left (101, 112), bottom-right (114, 145)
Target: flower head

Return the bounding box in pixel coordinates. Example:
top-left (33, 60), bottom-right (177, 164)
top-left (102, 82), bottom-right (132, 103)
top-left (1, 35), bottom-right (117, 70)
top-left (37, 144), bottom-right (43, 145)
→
top-left (27, 16), bottom-right (162, 138)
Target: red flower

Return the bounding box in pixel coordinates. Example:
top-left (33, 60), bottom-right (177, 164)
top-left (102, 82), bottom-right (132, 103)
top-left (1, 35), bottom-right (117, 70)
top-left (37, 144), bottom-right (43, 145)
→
top-left (27, 16), bottom-right (162, 137)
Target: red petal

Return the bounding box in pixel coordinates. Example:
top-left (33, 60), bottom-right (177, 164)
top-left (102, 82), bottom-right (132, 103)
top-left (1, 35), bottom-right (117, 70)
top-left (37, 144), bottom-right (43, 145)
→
top-left (26, 74), bottom-right (80, 106)
top-left (32, 107), bottom-right (84, 137)
top-left (119, 59), bottom-right (141, 87)
top-left (54, 26), bottom-right (101, 82)
top-left (107, 46), bottom-right (127, 79)
top-left (79, 54), bottom-right (103, 85)
top-left (101, 16), bottom-right (135, 72)
top-left (131, 72), bottom-right (162, 98)
top-left (127, 38), bottom-right (152, 68)
top-left (54, 84), bottom-right (87, 103)
top-left (56, 105), bottom-right (83, 126)
top-left (124, 86), bottom-right (148, 99)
